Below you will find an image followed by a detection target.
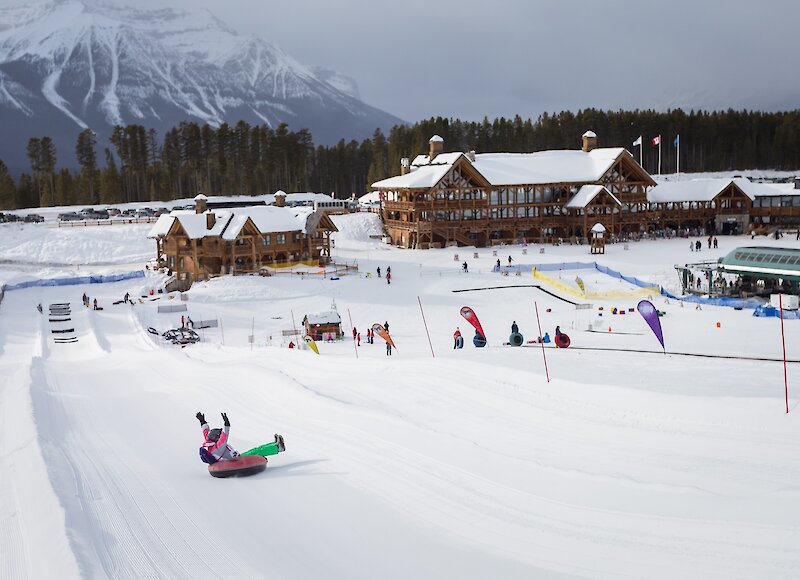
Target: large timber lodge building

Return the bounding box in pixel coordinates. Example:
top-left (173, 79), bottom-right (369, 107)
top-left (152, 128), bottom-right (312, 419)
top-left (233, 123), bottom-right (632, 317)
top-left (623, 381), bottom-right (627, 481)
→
top-left (371, 132), bottom-right (800, 248)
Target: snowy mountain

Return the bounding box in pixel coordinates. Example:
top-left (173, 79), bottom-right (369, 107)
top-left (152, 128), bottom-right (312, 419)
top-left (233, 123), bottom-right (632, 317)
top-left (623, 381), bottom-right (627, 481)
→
top-left (0, 0), bottom-right (403, 172)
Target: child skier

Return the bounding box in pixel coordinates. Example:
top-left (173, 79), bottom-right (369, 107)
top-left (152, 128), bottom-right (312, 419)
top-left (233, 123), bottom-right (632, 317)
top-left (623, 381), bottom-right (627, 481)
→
top-left (196, 412), bottom-right (285, 464)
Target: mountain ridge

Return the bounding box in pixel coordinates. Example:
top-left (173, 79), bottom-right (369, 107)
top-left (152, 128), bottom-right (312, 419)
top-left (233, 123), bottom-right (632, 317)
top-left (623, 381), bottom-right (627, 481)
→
top-left (0, 0), bottom-right (403, 172)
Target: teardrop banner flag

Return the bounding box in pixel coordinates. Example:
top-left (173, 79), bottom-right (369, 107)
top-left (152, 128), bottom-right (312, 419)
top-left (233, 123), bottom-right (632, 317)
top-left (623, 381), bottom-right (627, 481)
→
top-left (372, 323), bottom-right (396, 350)
top-left (637, 299), bottom-right (665, 352)
top-left (460, 306), bottom-right (486, 339)
top-left (303, 335), bottom-right (319, 354)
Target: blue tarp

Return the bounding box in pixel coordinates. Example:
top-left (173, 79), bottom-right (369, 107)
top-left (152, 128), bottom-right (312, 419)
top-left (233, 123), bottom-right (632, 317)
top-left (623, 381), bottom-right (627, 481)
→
top-left (4, 270), bottom-right (145, 292)
top-left (753, 305), bottom-right (800, 319)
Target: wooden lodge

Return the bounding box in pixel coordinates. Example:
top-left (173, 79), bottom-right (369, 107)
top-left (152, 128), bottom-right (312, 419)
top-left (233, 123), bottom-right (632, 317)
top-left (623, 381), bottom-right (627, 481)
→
top-left (372, 133), bottom-right (800, 248)
top-left (148, 192), bottom-right (338, 281)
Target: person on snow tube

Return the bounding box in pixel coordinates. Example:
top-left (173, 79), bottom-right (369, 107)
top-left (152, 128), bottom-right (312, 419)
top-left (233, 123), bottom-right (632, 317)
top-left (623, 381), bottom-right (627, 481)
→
top-left (196, 412), bottom-right (286, 464)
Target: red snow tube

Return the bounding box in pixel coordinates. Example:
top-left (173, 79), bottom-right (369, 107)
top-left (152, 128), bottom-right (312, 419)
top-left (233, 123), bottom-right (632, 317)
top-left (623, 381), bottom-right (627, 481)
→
top-left (555, 333), bottom-right (571, 348)
top-left (208, 455), bottom-right (267, 478)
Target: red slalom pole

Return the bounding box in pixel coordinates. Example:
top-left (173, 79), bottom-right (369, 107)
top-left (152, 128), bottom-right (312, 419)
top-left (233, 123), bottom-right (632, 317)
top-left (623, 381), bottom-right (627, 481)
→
top-left (780, 294), bottom-right (789, 413)
top-left (534, 301), bottom-right (550, 383)
top-left (417, 296), bottom-right (435, 359)
top-left (347, 308), bottom-right (359, 359)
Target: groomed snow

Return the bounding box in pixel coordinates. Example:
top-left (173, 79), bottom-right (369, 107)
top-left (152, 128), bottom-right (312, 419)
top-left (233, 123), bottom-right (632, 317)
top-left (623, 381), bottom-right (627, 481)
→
top-left (1, 212), bottom-right (799, 579)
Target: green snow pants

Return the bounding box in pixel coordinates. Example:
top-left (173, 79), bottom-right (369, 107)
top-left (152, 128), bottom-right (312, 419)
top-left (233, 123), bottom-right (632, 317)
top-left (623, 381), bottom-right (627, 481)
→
top-left (241, 442), bottom-right (281, 457)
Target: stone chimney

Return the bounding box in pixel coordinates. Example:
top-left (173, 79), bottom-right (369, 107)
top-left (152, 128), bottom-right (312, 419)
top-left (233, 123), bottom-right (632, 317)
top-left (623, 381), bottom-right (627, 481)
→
top-left (429, 135), bottom-right (444, 161)
top-left (206, 212), bottom-right (216, 230)
top-left (274, 190), bottom-right (286, 207)
top-left (582, 131), bottom-right (598, 152)
top-left (400, 157), bottom-right (410, 175)
top-left (194, 193), bottom-right (208, 214)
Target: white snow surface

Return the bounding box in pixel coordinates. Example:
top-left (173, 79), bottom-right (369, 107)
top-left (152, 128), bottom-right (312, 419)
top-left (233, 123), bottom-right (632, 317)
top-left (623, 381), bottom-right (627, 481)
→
top-left (1, 212), bottom-right (800, 579)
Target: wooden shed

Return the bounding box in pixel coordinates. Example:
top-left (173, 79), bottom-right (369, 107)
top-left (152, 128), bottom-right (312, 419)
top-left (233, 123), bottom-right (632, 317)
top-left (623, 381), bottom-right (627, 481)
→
top-left (302, 310), bottom-right (343, 341)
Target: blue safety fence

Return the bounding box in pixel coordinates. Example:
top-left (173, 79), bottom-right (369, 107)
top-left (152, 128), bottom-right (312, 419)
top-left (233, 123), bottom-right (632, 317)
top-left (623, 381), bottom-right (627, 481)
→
top-left (659, 288), bottom-right (763, 309)
top-left (4, 270), bottom-right (145, 292)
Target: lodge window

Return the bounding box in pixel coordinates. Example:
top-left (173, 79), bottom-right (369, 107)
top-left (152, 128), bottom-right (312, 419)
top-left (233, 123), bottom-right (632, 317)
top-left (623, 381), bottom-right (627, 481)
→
top-left (277, 234), bottom-right (286, 245)
top-left (293, 233), bottom-right (300, 242)
top-left (263, 235), bottom-right (271, 246)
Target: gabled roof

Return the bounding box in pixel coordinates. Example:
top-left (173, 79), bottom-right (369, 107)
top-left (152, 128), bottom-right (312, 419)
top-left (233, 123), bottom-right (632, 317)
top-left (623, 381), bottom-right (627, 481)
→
top-left (148, 211), bottom-right (232, 239)
top-left (223, 206), bottom-right (318, 239)
top-left (647, 178), bottom-right (788, 203)
top-left (372, 153), bottom-right (466, 189)
top-left (565, 185), bottom-right (621, 209)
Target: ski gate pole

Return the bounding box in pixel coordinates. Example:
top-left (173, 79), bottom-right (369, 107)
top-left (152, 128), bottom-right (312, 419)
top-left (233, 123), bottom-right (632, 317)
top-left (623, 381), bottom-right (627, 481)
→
top-left (418, 296), bottom-right (435, 358)
top-left (780, 294), bottom-right (789, 414)
top-left (347, 308), bottom-right (359, 359)
top-left (534, 300), bottom-right (550, 383)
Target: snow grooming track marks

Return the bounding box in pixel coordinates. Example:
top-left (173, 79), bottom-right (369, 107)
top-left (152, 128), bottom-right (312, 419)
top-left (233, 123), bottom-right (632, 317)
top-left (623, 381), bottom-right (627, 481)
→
top-left (28, 358), bottom-right (260, 579)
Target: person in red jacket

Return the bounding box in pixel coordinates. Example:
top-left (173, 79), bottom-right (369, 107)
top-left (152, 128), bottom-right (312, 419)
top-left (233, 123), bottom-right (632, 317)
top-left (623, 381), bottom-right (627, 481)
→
top-left (453, 327), bottom-right (462, 349)
top-left (386, 271), bottom-right (391, 285)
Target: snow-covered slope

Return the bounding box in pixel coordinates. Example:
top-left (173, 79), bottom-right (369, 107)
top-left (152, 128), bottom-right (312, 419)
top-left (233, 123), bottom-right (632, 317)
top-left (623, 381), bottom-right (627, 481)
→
top-left (2, 215), bottom-right (800, 578)
top-left (0, 0), bottom-right (402, 171)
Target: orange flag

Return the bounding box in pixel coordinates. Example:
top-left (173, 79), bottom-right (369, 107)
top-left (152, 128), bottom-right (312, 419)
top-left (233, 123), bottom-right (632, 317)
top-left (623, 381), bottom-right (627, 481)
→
top-left (371, 323), bottom-right (396, 349)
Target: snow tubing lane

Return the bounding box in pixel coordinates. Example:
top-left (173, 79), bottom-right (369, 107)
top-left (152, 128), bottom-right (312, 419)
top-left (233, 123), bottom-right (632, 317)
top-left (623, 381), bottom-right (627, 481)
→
top-left (208, 455), bottom-right (267, 478)
top-left (555, 333), bottom-right (571, 348)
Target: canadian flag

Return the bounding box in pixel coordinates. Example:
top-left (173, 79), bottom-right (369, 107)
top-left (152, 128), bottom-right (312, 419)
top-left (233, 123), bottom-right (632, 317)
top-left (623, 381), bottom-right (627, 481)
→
top-left (652, 135), bottom-right (661, 145)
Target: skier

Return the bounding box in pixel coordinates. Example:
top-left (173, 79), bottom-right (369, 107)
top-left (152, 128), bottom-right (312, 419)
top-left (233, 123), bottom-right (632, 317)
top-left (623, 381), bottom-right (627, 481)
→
top-left (196, 412), bottom-right (284, 464)
top-left (353, 327), bottom-right (357, 341)
top-left (386, 270), bottom-right (391, 285)
top-left (377, 266), bottom-right (381, 278)
top-left (462, 261), bottom-right (468, 273)
top-left (453, 327), bottom-right (462, 349)
top-left (511, 320), bottom-right (519, 334)
top-left (93, 298), bottom-right (98, 311)
top-left (496, 258), bottom-right (501, 269)
top-left (508, 255), bottom-right (513, 266)
top-left (124, 292), bottom-right (130, 304)
top-left (357, 332), bottom-right (361, 346)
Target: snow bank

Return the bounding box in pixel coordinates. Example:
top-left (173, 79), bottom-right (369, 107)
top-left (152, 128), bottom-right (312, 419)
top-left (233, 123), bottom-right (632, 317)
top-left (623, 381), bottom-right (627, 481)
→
top-left (330, 212), bottom-right (384, 242)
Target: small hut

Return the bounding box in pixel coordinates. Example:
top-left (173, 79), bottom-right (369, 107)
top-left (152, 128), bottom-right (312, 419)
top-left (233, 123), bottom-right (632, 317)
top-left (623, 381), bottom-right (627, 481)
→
top-left (302, 310), bottom-right (343, 341)
top-left (590, 223), bottom-right (606, 254)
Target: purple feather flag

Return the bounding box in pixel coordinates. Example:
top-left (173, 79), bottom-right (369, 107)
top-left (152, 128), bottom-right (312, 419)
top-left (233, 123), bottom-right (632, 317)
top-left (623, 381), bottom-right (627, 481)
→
top-left (637, 300), bottom-right (665, 351)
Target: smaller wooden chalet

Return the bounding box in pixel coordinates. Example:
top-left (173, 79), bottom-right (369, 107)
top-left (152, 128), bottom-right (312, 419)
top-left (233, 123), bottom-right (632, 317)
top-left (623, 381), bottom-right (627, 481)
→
top-left (302, 310), bottom-right (343, 341)
top-left (148, 194), bottom-right (338, 281)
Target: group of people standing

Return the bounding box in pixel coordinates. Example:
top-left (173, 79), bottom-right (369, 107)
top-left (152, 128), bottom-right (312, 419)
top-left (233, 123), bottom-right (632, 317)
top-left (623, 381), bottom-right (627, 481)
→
top-left (82, 293), bottom-right (98, 310)
top-left (690, 236), bottom-right (718, 252)
top-left (353, 321), bottom-right (393, 355)
top-left (376, 266), bottom-right (392, 284)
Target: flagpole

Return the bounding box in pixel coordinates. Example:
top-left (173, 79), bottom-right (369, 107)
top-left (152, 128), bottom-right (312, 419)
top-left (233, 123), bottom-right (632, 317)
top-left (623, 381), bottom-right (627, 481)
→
top-left (658, 138), bottom-right (662, 175)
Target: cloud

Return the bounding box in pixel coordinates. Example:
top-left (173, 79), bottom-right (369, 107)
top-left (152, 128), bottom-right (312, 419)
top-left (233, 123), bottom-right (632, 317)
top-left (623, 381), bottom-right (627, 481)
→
top-left (3, 0), bottom-right (798, 121)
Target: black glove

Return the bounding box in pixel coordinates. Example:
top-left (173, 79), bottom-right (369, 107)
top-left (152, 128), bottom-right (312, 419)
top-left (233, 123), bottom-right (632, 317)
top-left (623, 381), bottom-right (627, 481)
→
top-left (222, 412), bottom-right (230, 427)
top-left (196, 412), bottom-right (205, 425)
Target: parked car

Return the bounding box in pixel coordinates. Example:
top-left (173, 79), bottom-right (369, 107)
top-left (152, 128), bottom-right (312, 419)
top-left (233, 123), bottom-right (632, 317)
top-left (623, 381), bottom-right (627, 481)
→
top-left (58, 212), bottom-right (83, 221)
top-left (4, 213), bottom-right (20, 222)
top-left (91, 209), bottom-right (110, 219)
top-left (121, 209), bottom-right (137, 217)
top-left (154, 207), bottom-right (169, 216)
top-left (107, 208), bottom-right (121, 217)
top-left (24, 214), bottom-right (44, 223)
top-left (0, 212), bottom-right (5, 223)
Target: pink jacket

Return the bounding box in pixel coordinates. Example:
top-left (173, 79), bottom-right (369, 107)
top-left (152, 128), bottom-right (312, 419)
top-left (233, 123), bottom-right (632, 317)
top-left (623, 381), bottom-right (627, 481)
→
top-left (201, 423), bottom-right (239, 461)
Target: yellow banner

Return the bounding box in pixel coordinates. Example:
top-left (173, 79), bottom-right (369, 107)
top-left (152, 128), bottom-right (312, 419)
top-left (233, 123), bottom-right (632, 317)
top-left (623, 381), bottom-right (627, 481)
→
top-left (532, 268), bottom-right (658, 300)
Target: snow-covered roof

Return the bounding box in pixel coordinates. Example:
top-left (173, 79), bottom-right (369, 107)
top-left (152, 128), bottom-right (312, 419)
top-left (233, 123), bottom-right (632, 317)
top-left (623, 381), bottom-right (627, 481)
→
top-left (372, 148), bottom-right (631, 190)
top-left (194, 194), bottom-right (208, 201)
top-left (565, 185), bottom-right (621, 209)
top-left (591, 223), bottom-right (607, 233)
top-left (647, 178), bottom-right (790, 203)
top-left (222, 206), bottom-right (317, 240)
top-left (148, 214), bottom-right (175, 238)
top-left (274, 190), bottom-right (286, 196)
top-left (175, 212), bottom-right (231, 239)
top-left (583, 130), bottom-right (597, 138)
top-left (304, 310), bottom-right (342, 325)
top-left (472, 148), bottom-right (627, 186)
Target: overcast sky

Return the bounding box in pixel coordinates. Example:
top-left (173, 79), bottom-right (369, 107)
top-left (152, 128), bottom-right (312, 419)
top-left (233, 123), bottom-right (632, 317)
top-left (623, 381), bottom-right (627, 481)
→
top-left (10, 0), bottom-right (800, 122)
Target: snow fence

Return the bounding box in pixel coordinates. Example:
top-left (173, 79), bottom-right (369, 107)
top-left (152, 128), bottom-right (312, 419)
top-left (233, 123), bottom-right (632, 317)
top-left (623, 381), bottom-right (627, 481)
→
top-left (3, 270), bottom-right (145, 292)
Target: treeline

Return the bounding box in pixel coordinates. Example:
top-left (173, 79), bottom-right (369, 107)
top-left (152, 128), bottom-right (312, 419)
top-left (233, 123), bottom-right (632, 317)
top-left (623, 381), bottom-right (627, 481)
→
top-left (1, 109), bottom-right (800, 210)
